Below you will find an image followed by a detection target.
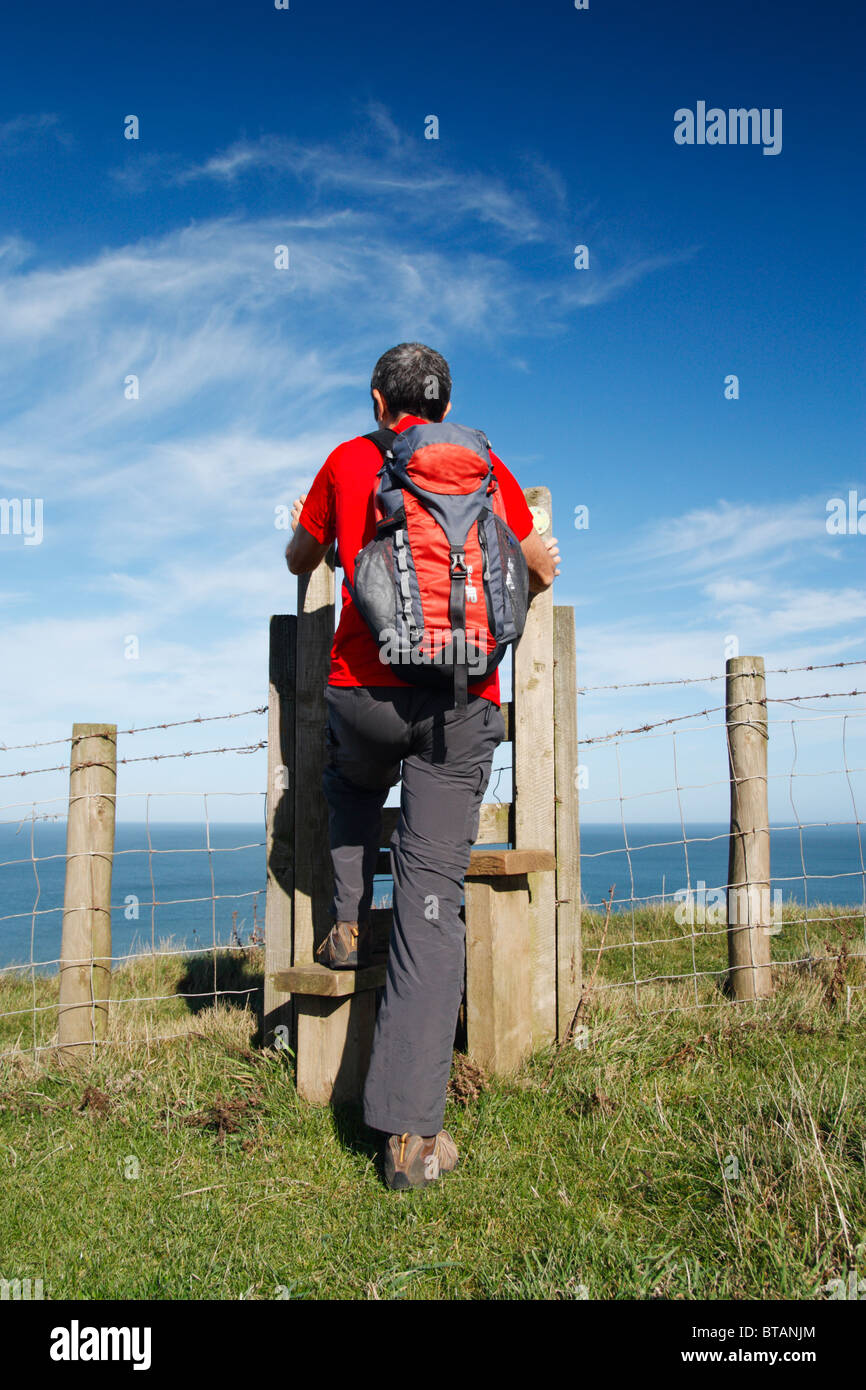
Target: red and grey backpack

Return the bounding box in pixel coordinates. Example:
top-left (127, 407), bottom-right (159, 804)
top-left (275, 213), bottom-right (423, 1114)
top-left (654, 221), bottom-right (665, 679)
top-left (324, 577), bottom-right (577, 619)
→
top-left (343, 421), bottom-right (530, 707)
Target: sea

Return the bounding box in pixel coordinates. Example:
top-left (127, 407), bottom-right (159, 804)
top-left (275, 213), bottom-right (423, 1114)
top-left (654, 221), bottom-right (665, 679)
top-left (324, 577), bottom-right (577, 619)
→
top-left (0, 820), bottom-right (863, 973)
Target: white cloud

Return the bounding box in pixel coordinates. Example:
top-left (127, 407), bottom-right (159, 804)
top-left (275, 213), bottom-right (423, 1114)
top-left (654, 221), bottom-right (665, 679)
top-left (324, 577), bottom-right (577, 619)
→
top-left (0, 112), bottom-right (818, 826)
top-left (703, 578), bottom-right (762, 602)
top-left (0, 113), bottom-right (68, 151)
top-left (636, 499), bottom-right (825, 574)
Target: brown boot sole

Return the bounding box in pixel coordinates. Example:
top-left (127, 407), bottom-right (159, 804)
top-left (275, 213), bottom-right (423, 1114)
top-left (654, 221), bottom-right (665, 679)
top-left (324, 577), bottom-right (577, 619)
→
top-left (315, 920), bottom-right (372, 970)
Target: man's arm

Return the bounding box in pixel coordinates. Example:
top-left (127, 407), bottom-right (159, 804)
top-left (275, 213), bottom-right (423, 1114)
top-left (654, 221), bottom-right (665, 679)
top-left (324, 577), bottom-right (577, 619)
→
top-left (488, 449), bottom-right (560, 595)
top-left (521, 525), bottom-right (560, 593)
top-left (285, 493), bottom-right (332, 575)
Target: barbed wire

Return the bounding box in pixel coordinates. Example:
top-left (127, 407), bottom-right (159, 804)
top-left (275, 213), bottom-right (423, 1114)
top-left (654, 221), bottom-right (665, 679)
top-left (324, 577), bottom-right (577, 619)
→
top-left (0, 740), bottom-right (267, 782)
top-left (2, 678), bottom-right (861, 775)
top-left (578, 658), bottom-right (866, 694)
top-left (0, 707), bottom-right (267, 755)
top-left (579, 690), bottom-right (865, 747)
top-left (1, 666), bottom-right (864, 1053)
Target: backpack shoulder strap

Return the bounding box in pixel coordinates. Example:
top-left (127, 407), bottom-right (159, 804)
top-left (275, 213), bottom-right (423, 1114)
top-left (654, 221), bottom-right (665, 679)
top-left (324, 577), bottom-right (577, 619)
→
top-left (340, 427), bottom-right (399, 602)
top-left (362, 427), bottom-right (397, 457)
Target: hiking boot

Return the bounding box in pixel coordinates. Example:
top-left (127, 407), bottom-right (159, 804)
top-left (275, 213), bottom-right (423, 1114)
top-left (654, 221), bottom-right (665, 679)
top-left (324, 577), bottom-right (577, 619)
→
top-left (315, 918), bottom-right (372, 970)
top-left (383, 1130), bottom-right (460, 1190)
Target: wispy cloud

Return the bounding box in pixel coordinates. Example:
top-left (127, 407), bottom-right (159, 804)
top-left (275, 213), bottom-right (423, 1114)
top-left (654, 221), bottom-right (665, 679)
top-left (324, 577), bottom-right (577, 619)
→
top-left (0, 186), bottom-right (557, 746)
top-left (0, 112), bottom-right (71, 151)
top-left (0, 106), bottom-right (793, 806)
top-left (159, 103), bottom-right (686, 304)
top-left (176, 130), bottom-right (550, 244)
top-left (633, 499), bottom-right (829, 578)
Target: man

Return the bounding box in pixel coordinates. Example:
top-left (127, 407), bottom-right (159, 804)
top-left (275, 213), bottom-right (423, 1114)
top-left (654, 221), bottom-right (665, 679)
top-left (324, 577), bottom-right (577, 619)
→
top-left (286, 343), bottom-right (559, 1189)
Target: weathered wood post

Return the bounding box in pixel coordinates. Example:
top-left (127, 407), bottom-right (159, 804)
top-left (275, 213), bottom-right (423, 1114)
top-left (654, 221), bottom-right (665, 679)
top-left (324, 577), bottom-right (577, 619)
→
top-left (553, 606), bottom-right (582, 1035)
top-left (726, 655), bottom-right (773, 999)
top-left (57, 724), bottom-right (117, 1058)
top-left (464, 850), bottom-right (555, 1073)
top-left (512, 488), bottom-right (557, 1048)
top-left (289, 549), bottom-right (381, 1103)
top-left (263, 616), bottom-right (296, 1048)
top-left (293, 550), bottom-right (336, 966)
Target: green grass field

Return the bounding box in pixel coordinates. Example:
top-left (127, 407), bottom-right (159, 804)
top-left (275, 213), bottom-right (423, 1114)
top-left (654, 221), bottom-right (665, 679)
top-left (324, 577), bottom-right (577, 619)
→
top-left (1, 902), bottom-right (864, 1300)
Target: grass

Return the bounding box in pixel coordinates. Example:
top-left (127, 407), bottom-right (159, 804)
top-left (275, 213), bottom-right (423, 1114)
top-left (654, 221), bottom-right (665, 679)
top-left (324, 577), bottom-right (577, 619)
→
top-left (0, 902), bottom-right (864, 1300)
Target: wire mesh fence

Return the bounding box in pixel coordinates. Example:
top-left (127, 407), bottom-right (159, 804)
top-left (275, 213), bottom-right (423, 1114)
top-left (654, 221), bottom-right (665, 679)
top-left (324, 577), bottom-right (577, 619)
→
top-left (577, 662), bottom-right (866, 1019)
top-left (1, 658), bottom-right (864, 1062)
top-left (0, 709), bottom-right (269, 1061)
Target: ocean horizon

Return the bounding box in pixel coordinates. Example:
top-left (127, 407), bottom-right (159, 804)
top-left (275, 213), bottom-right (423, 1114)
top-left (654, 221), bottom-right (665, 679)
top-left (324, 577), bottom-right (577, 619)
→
top-left (1, 820), bottom-right (863, 973)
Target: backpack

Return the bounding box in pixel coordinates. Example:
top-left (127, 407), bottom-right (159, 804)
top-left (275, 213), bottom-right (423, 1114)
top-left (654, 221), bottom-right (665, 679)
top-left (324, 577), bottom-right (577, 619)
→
top-left (343, 420), bottom-right (530, 707)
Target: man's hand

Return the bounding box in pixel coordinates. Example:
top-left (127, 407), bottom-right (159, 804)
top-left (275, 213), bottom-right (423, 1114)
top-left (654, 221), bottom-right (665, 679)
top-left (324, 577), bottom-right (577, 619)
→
top-left (290, 494), bottom-right (308, 532)
top-left (285, 492), bottom-right (332, 575)
top-left (544, 534), bottom-right (561, 579)
top-left (521, 526), bottom-right (560, 593)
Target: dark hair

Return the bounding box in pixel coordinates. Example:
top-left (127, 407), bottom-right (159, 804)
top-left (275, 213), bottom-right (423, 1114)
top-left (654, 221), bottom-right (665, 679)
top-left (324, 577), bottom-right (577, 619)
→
top-left (370, 342), bottom-right (452, 422)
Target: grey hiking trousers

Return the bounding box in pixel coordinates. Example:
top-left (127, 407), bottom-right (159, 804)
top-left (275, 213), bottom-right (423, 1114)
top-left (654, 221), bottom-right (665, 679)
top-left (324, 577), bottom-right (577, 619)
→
top-left (322, 684), bottom-right (506, 1136)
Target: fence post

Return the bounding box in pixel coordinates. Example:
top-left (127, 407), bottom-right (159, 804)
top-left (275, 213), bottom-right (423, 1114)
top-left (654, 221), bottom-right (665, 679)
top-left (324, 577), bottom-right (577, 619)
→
top-left (553, 606), bottom-right (582, 1036)
top-left (293, 549), bottom-right (336, 965)
top-left (263, 616), bottom-right (297, 1048)
top-left (726, 656), bottom-right (772, 999)
top-left (513, 487), bottom-right (557, 1048)
top-left (57, 723), bottom-right (117, 1059)
top-left (290, 548), bottom-right (380, 1103)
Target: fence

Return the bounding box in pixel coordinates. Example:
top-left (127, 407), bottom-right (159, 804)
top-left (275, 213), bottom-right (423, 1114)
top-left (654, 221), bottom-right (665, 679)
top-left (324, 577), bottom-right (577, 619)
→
top-left (576, 657), bottom-right (866, 1018)
top-left (1, 519), bottom-right (864, 1069)
top-left (0, 708), bottom-right (270, 1061)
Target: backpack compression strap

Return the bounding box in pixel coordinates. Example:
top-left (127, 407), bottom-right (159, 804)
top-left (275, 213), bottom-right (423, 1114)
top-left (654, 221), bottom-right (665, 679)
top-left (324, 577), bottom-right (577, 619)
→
top-left (448, 546), bottom-right (470, 709)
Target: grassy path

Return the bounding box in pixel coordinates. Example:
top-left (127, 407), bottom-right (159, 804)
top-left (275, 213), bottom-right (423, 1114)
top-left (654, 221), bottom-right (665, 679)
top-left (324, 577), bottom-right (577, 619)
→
top-left (1, 907), bottom-right (864, 1300)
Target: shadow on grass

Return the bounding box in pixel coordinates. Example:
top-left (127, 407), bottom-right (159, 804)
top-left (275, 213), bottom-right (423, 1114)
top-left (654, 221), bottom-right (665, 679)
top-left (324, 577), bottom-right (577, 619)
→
top-left (331, 1101), bottom-right (382, 1175)
top-left (176, 949), bottom-right (264, 1019)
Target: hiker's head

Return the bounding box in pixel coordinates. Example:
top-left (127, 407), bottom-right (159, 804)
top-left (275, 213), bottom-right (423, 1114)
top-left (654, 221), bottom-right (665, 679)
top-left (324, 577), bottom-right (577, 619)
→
top-left (370, 342), bottom-right (452, 427)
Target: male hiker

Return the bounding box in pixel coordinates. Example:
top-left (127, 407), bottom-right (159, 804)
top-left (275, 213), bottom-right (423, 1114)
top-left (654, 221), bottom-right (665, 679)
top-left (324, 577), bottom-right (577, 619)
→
top-left (285, 343), bottom-right (559, 1189)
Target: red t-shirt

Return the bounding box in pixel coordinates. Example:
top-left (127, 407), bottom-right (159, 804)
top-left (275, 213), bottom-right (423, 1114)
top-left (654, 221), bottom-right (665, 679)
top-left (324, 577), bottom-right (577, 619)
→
top-left (299, 414), bottom-right (534, 705)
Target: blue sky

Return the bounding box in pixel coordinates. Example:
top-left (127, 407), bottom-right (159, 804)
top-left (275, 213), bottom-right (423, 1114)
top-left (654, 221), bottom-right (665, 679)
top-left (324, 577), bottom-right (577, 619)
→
top-left (0, 0), bottom-right (863, 824)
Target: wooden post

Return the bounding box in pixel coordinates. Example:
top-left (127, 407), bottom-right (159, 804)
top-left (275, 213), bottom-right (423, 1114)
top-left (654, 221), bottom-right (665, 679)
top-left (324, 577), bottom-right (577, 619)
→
top-left (263, 616), bottom-right (297, 1048)
top-left (465, 877), bottom-right (533, 1074)
top-left (293, 550), bottom-right (335, 966)
top-left (57, 724), bottom-right (117, 1058)
top-left (553, 606), bottom-right (582, 1037)
top-left (726, 656), bottom-right (772, 999)
top-left (290, 548), bottom-right (382, 1105)
top-left (512, 487), bottom-right (557, 1048)
top-left (464, 851), bottom-right (555, 1074)
top-left (294, 993), bottom-right (378, 1105)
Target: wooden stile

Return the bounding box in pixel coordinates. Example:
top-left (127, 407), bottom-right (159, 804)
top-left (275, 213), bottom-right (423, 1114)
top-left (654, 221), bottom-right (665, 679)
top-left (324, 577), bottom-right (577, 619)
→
top-left (275, 961), bottom-right (388, 997)
top-left (268, 483), bottom-right (583, 1103)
